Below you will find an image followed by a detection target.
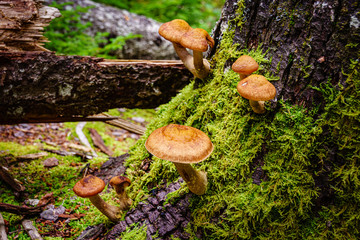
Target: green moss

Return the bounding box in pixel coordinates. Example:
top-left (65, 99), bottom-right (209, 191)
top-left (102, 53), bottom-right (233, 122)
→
top-left (124, 1), bottom-right (360, 239)
top-left (117, 222), bottom-right (151, 240)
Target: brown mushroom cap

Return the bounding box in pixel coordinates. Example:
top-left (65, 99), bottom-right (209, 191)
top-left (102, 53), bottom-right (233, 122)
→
top-left (145, 124), bottom-right (213, 164)
top-left (73, 175), bottom-right (105, 198)
top-left (180, 28), bottom-right (215, 52)
top-left (158, 19), bottom-right (191, 43)
top-left (232, 55), bottom-right (259, 75)
top-left (109, 176), bottom-right (131, 188)
top-left (237, 74), bottom-right (276, 101)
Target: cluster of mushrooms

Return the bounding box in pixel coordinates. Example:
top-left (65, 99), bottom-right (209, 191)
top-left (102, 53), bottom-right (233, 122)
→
top-left (72, 19), bottom-right (277, 223)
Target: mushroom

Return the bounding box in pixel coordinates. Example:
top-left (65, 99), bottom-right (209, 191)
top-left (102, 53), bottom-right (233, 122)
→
top-left (109, 176), bottom-right (132, 211)
top-left (232, 55), bottom-right (259, 80)
top-left (73, 175), bottom-right (121, 222)
top-left (145, 124), bottom-right (213, 195)
top-left (237, 74), bottom-right (276, 114)
top-left (159, 19), bottom-right (214, 80)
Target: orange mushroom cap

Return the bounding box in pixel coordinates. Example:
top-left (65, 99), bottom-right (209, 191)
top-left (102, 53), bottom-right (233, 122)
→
top-left (109, 176), bottom-right (131, 188)
top-left (73, 175), bottom-right (105, 198)
top-left (237, 74), bottom-right (276, 101)
top-left (158, 19), bottom-right (191, 44)
top-left (232, 55), bottom-right (259, 75)
top-left (180, 28), bottom-right (215, 52)
top-left (145, 124), bottom-right (213, 164)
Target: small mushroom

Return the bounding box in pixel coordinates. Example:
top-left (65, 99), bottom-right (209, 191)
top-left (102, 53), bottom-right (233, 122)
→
top-left (73, 175), bottom-right (121, 222)
top-left (145, 124), bottom-right (213, 195)
top-left (159, 19), bottom-right (214, 79)
top-left (237, 74), bottom-right (276, 114)
top-left (109, 176), bottom-right (132, 211)
top-left (232, 55), bottom-right (259, 80)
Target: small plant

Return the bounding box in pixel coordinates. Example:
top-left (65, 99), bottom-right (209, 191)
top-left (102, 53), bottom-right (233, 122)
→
top-left (44, 2), bottom-right (141, 57)
top-left (93, 0), bottom-right (225, 32)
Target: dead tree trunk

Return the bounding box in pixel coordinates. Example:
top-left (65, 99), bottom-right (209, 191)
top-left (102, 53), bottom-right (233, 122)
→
top-left (0, 0), bottom-right (192, 124)
top-left (0, 52), bottom-right (192, 124)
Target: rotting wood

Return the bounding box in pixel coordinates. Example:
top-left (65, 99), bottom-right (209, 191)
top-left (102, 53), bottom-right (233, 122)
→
top-left (0, 0), bottom-right (61, 52)
top-left (0, 52), bottom-right (192, 124)
top-left (0, 0), bottom-right (193, 124)
top-left (22, 219), bottom-right (43, 240)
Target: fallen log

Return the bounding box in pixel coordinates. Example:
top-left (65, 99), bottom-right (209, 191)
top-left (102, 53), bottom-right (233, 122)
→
top-left (0, 52), bottom-right (192, 124)
top-left (0, 0), bottom-right (193, 124)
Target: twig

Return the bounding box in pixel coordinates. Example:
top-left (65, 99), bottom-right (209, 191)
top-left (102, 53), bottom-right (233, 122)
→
top-left (0, 212), bottom-right (7, 240)
top-left (0, 193), bottom-right (53, 216)
top-left (89, 128), bottom-right (114, 156)
top-left (22, 219), bottom-right (43, 240)
top-left (99, 113), bottom-right (146, 135)
top-left (0, 165), bottom-right (25, 196)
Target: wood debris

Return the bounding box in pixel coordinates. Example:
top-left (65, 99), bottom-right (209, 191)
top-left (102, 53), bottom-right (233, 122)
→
top-left (0, 212), bottom-right (7, 240)
top-left (89, 128), bottom-right (114, 156)
top-left (0, 165), bottom-right (25, 196)
top-left (0, 0), bottom-right (61, 52)
top-left (22, 219), bottom-right (43, 240)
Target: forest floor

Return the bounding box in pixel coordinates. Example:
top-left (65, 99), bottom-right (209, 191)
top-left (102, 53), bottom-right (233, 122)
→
top-left (0, 108), bottom-right (173, 239)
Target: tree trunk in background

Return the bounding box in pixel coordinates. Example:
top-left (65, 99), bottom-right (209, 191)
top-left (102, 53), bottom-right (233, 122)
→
top-left (210, 0), bottom-right (359, 107)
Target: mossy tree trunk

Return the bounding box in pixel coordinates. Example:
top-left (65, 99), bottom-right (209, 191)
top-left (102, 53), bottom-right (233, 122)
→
top-left (123, 0), bottom-right (360, 239)
top-left (210, 0), bottom-right (359, 106)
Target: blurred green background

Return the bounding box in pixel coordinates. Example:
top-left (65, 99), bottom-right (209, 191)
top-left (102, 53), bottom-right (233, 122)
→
top-left (44, 0), bottom-right (225, 57)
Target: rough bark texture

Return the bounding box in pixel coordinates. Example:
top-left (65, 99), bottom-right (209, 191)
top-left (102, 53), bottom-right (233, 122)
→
top-left (0, 52), bottom-right (192, 124)
top-left (44, 0), bottom-right (178, 60)
top-left (211, 0), bottom-right (359, 108)
top-left (0, 0), bottom-right (60, 51)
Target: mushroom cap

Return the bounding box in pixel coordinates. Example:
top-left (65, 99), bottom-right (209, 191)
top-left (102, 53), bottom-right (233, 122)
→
top-left (180, 28), bottom-right (215, 52)
top-left (145, 124), bottom-right (214, 164)
top-left (158, 19), bottom-right (191, 43)
top-left (73, 175), bottom-right (105, 198)
top-left (232, 55), bottom-right (259, 75)
top-left (109, 176), bottom-right (131, 188)
top-left (237, 74), bottom-right (276, 101)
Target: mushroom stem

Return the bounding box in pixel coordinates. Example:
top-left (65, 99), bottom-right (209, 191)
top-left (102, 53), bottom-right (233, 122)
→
top-left (239, 73), bottom-right (249, 80)
top-left (88, 194), bottom-right (121, 222)
top-left (193, 50), bottom-right (210, 80)
top-left (112, 185), bottom-right (132, 211)
top-left (173, 162), bottom-right (207, 195)
top-left (249, 100), bottom-right (266, 114)
top-left (173, 43), bottom-right (210, 80)
top-left (173, 43), bottom-right (196, 75)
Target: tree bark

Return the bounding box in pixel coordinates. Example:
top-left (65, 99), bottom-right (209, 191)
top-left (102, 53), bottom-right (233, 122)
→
top-left (210, 0), bottom-right (359, 107)
top-left (0, 52), bottom-right (192, 124)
